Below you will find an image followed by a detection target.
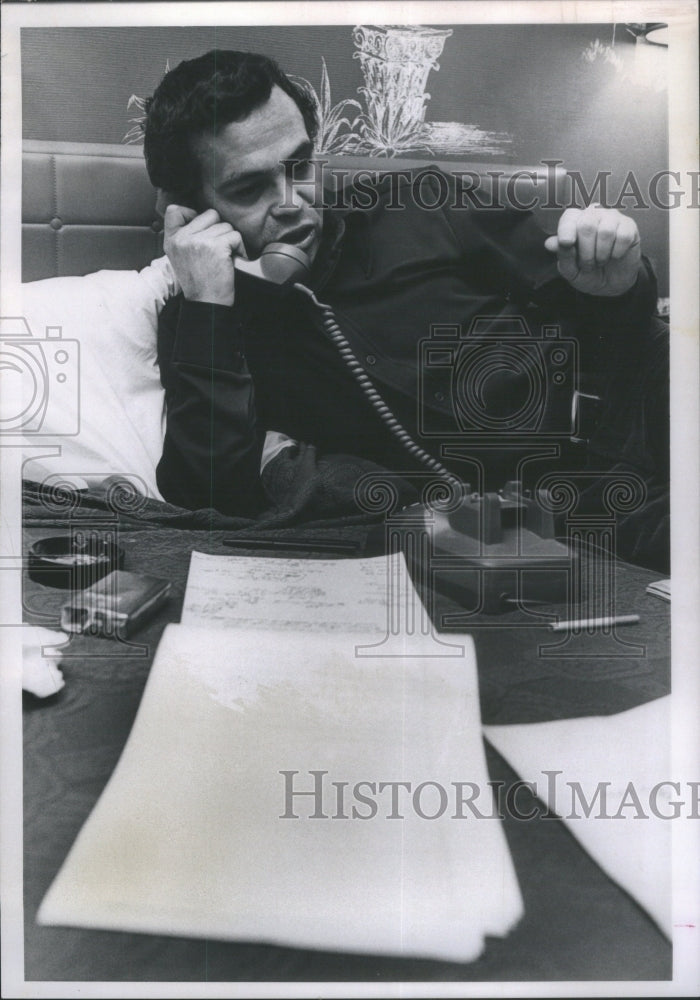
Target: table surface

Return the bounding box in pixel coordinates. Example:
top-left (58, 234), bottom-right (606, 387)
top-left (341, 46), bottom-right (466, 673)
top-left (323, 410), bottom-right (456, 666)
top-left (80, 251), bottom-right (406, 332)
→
top-left (22, 523), bottom-right (672, 983)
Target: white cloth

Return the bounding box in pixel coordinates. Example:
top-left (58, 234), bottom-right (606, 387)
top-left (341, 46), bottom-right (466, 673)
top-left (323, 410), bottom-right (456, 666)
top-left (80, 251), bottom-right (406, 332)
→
top-left (22, 627), bottom-right (66, 698)
top-left (20, 258), bottom-right (177, 498)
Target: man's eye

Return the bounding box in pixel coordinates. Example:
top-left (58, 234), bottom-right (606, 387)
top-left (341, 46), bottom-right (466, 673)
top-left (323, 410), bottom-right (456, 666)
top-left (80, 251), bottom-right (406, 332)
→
top-left (284, 158), bottom-right (315, 180)
top-left (231, 184), bottom-right (261, 204)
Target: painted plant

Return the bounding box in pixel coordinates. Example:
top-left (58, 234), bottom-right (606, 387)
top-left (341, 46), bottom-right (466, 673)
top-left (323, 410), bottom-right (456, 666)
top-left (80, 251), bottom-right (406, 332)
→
top-left (124, 29), bottom-right (512, 158)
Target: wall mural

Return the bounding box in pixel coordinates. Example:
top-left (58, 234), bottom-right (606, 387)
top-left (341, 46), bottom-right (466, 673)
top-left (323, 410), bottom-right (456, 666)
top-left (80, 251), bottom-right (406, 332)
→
top-left (580, 23), bottom-right (667, 94)
top-left (294, 25), bottom-right (512, 157)
top-left (125, 24), bottom-right (513, 158)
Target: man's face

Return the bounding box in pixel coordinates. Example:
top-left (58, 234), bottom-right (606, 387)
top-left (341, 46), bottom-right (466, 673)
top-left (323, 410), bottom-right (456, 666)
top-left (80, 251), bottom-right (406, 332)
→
top-left (191, 85), bottom-right (323, 262)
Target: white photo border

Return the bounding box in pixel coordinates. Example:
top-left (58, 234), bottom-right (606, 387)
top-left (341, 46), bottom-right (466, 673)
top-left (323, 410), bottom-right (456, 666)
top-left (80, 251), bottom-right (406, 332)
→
top-left (1, 2), bottom-right (698, 997)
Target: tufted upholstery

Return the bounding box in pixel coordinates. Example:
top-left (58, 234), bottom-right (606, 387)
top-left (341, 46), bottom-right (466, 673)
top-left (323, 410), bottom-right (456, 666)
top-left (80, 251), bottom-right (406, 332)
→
top-left (22, 141), bottom-right (163, 282)
top-left (22, 141), bottom-right (565, 282)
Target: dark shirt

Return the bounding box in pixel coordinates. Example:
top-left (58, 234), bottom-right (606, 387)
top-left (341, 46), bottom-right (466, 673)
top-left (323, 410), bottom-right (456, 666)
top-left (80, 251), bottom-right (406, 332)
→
top-left (156, 169), bottom-right (659, 517)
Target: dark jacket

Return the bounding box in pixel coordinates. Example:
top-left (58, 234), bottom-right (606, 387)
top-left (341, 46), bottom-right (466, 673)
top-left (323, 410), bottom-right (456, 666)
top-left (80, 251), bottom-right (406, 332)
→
top-left (156, 169), bottom-right (664, 561)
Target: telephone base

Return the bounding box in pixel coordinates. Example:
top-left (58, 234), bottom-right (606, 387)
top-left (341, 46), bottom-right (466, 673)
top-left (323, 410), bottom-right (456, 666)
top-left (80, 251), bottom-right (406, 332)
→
top-left (426, 506), bottom-right (573, 613)
top-left (415, 481), bottom-right (576, 614)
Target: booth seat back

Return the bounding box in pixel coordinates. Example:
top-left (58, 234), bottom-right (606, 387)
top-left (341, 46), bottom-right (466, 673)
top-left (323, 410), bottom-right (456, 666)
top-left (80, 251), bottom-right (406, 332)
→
top-left (22, 141), bottom-right (163, 282)
top-left (22, 141), bottom-right (565, 282)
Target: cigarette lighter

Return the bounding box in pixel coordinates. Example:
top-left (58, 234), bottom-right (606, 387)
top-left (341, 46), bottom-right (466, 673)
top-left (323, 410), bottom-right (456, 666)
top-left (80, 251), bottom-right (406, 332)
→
top-left (60, 570), bottom-right (171, 638)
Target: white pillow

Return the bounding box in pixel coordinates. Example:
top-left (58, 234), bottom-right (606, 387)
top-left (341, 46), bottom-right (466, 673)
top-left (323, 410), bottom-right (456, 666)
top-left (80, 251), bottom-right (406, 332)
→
top-left (19, 256), bottom-right (179, 499)
top-left (17, 256), bottom-right (294, 501)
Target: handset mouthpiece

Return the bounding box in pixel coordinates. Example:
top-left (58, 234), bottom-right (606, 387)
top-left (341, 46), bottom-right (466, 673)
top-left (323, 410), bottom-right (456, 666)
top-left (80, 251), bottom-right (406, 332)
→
top-left (234, 243), bottom-right (312, 286)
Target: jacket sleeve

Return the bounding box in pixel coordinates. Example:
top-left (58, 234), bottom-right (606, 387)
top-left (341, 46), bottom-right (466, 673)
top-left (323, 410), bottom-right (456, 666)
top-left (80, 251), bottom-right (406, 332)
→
top-left (474, 199), bottom-right (658, 331)
top-left (156, 296), bottom-right (265, 514)
top-left (441, 184), bottom-right (658, 332)
top-left (566, 256), bottom-right (658, 339)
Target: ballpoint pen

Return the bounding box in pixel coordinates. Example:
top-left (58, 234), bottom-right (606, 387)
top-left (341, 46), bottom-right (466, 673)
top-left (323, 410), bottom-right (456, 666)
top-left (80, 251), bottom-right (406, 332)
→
top-left (222, 537), bottom-right (360, 555)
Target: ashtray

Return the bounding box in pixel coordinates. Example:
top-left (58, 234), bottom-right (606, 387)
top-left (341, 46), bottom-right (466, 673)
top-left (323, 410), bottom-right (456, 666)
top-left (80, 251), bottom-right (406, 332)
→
top-left (27, 535), bottom-right (125, 590)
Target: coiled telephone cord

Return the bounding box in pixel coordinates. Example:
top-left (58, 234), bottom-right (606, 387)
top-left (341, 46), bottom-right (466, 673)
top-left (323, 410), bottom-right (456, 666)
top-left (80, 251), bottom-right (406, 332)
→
top-left (295, 283), bottom-right (462, 492)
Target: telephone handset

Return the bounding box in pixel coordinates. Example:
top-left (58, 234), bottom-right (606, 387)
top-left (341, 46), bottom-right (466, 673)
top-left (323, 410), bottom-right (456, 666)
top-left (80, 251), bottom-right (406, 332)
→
top-left (233, 243), bottom-right (312, 286)
top-left (160, 193), bottom-right (313, 287)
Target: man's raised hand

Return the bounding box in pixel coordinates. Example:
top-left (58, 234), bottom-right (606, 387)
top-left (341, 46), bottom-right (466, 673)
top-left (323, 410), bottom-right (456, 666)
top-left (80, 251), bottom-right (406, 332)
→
top-left (544, 205), bottom-right (642, 298)
top-left (163, 206), bottom-right (246, 307)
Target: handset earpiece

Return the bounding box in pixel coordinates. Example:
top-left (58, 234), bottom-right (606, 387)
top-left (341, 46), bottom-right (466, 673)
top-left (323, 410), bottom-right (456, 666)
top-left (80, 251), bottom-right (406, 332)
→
top-left (234, 243), bottom-right (312, 286)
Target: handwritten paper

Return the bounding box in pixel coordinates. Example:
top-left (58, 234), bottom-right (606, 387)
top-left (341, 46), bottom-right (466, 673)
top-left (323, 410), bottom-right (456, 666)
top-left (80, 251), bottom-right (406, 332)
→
top-left (181, 550), bottom-right (402, 633)
top-left (38, 623), bottom-right (523, 961)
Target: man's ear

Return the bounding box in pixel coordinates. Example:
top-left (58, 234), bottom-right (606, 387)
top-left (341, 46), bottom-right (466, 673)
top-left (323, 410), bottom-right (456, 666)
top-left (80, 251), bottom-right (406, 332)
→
top-left (155, 189), bottom-right (171, 217)
top-left (155, 189), bottom-right (200, 216)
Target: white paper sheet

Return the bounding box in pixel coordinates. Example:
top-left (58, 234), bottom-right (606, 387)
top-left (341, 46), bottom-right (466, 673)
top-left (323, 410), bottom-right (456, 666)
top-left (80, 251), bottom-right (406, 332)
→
top-left (484, 696), bottom-right (672, 936)
top-left (38, 624), bottom-right (523, 962)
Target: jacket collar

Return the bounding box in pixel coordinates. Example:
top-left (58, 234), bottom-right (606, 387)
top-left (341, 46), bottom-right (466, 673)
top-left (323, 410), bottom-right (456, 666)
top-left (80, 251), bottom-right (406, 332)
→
top-left (309, 190), bottom-right (372, 290)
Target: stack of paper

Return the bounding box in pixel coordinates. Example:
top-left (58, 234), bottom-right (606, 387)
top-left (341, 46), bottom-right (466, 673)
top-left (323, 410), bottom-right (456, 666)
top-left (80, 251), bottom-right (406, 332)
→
top-left (645, 578), bottom-right (671, 602)
top-left (485, 696), bottom-right (672, 936)
top-left (38, 553), bottom-right (523, 962)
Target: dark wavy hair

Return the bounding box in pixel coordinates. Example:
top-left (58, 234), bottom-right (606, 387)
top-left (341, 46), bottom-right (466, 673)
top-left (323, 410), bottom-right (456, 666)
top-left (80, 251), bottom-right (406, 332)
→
top-left (143, 49), bottom-right (318, 203)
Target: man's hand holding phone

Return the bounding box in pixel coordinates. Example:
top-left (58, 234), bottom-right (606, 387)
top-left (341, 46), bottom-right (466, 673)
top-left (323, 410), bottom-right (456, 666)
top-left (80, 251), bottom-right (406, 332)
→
top-left (163, 205), bottom-right (246, 307)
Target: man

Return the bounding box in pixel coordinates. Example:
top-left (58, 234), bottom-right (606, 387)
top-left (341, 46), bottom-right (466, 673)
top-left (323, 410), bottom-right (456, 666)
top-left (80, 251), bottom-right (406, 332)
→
top-left (145, 50), bottom-right (668, 569)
